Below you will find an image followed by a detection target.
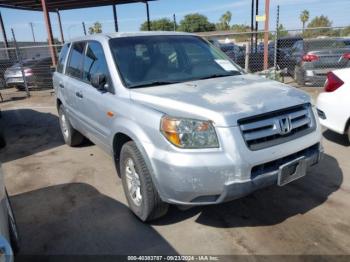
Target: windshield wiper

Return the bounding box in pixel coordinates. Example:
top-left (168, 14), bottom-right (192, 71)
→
top-left (128, 81), bottom-right (179, 89)
top-left (196, 72), bottom-right (241, 80)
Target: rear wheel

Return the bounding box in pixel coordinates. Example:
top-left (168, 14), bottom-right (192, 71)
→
top-left (120, 141), bottom-right (168, 221)
top-left (58, 105), bottom-right (84, 146)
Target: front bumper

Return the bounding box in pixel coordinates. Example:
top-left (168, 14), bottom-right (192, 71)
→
top-left (145, 119), bottom-right (322, 205)
top-left (317, 92), bottom-right (348, 134)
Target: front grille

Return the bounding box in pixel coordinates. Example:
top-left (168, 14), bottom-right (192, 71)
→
top-left (251, 143), bottom-right (319, 179)
top-left (238, 104), bottom-right (315, 150)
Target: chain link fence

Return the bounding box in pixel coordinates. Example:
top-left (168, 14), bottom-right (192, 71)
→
top-left (0, 39), bottom-right (61, 103)
top-left (201, 26), bottom-right (350, 87)
top-left (0, 26), bottom-right (349, 103)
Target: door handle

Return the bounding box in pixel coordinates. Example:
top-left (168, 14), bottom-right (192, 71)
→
top-left (59, 83), bottom-right (64, 88)
top-left (75, 91), bottom-right (83, 98)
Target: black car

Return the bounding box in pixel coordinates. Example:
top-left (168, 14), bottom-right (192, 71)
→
top-left (275, 36), bottom-right (303, 70)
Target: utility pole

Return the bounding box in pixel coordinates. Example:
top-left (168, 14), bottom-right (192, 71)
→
top-left (274, 5), bottom-right (280, 70)
top-left (56, 9), bottom-right (64, 43)
top-left (173, 14), bottom-right (177, 31)
top-left (255, 0), bottom-right (259, 50)
top-left (82, 22), bottom-right (87, 35)
top-left (263, 0), bottom-right (270, 70)
top-left (145, 1), bottom-right (151, 31)
top-left (250, 0), bottom-right (254, 51)
top-left (29, 22), bottom-right (36, 43)
top-left (11, 28), bottom-right (30, 97)
top-left (113, 4), bottom-right (119, 32)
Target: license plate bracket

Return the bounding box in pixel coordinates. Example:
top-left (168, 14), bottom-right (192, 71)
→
top-left (278, 156), bottom-right (307, 186)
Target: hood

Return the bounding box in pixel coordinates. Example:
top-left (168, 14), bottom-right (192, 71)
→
top-left (129, 74), bottom-right (311, 127)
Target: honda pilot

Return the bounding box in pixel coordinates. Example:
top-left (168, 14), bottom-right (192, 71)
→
top-left (54, 32), bottom-right (322, 221)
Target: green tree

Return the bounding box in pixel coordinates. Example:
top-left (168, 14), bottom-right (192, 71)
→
top-left (216, 11), bottom-right (232, 31)
top-left (88, 22), bottom-right (102, 34)
top-left (341, 26), bottom-right (350, 36)
top-left (299, 10), bottom-right (310, 33)
top-left (277, 24), bottom-right (289, 38)
top-left (304, 15), bottom-right (333, 38)
top-left (140, 18), bottom-right (174, 31)
top-left (231, 24), bottom-right (250, 32)
top-left (178, 13), bottom-right (216, 33)
top-left (230, 24), bottom-right (251, 42)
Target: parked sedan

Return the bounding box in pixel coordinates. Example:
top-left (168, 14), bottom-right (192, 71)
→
top-left (4, 56), bottom-right (53, 90)
top-left (288, 38), bottom-right (350, 86)
top-left (317, 68), bottom-right (350, 142)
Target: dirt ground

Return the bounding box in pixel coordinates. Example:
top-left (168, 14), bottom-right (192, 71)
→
top-left (0, 87), bottom-right (349, 258)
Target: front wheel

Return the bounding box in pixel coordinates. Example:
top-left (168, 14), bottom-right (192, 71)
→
top-left (120, 141), bottom-right (168, 221)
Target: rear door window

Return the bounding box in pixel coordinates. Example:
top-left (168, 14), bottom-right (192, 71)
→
top-left (66, 42), bottom-right (85, 79)
top-left (57, 43), bottom-right (70, 73)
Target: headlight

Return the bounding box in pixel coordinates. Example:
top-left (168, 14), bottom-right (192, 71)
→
top-left (160, 116), bottom-right (219, 148)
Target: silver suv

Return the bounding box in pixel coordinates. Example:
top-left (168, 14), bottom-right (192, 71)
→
top-left (54, 32), bottom-right (323, 221)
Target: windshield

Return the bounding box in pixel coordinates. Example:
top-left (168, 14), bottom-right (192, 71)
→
top-left (109, 35), bottom-right (242, 88)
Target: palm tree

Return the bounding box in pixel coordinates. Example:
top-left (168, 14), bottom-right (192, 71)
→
top-left (300, 10), bottom-right (310, 34)
top-left (219, 11), bottom-right (232, 30)
top-left (88, 22), bottom-right (103, 34)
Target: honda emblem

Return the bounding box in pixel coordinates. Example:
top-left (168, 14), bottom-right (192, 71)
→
top-left (279, 117), bottom-right (292, 135)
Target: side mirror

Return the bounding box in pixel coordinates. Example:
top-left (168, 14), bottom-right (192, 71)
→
top-left (90, 73), bottom-right (108, 91)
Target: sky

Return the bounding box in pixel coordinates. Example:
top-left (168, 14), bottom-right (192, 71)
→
top-left (1, 0), bottom-right (349, 42)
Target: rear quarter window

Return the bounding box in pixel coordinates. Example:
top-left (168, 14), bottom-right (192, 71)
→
top-left (57, 43), bottom-right (70, 73)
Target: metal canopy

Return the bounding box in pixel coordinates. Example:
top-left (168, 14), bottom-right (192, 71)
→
top-left (0, 0), bottom-right (156, 66)
top-left (0, 0), bottom-right (156, 11)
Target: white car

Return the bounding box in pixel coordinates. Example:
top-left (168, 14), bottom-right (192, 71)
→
top-left (317, 68), bottom-right (350, 142)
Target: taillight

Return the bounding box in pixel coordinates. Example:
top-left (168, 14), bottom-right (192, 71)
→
top-left (24, 68), bottom-right (33, 76)
top-left (342, 53), bottom-right (350, 60)
top-left (302, 54), bottom-right (319, 62)
top-left (324, 72), bottom-right (344, 92)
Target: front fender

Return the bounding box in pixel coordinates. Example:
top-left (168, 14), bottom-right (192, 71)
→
top-left (109, 113), bottom-right (168, 200)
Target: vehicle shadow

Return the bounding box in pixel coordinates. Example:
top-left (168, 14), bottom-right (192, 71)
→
top-left (0, 109), bottom-right (92, 163)
top-left (0, 109), bottom-right (64, 163)
top-left (155, 153), bottom-right (342, 228)
top-left (11, 183), bottom-right (178, 256)
top-left (323, 129), bottom-right (349, 147)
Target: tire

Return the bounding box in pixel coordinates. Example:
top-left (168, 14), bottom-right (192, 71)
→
top-left (120, 141), bottom-right (168, 221)
top-left (58, 105), bottom-right (84, 147)
top-left (294, 66), bottom-right (305, 86)
top-left (5, 190), bottom-right (20, 253)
